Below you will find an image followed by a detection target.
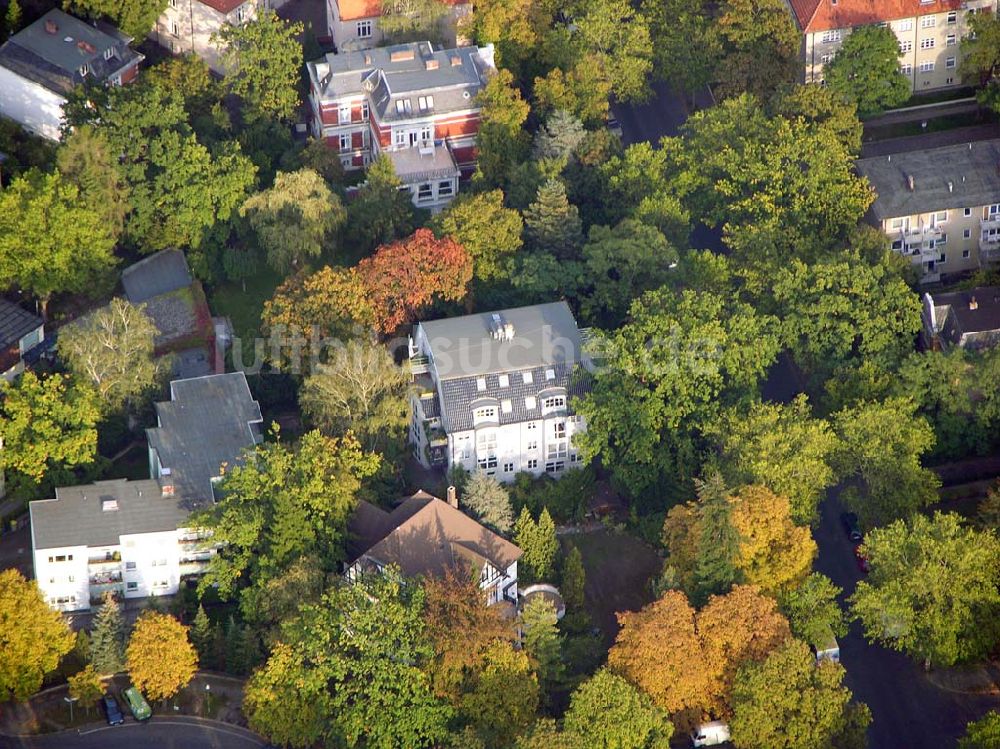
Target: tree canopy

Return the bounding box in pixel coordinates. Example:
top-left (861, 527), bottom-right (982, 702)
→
top-left (825, 25), bottom-right (910, 116)
top-left (126, 612), bottom-right (198, 701)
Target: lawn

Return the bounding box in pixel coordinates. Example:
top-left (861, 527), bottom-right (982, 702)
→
top-left (207, 268), bottom-right (284, 346)
top-left (562, 529), bottom-right (662, 646)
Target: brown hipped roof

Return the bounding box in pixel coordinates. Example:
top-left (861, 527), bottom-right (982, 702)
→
top-left (347, 491), bottom-right (522, 578)
top-left (787, 0), bottom-right (963, 33)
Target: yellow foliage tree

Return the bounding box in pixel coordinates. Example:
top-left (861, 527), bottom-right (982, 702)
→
top-left (68, 665), bottom-right (104, 714)
top-left (125, 612), bottom-right (197, 701)
top-left (0, 569), bottom-right (74, 702)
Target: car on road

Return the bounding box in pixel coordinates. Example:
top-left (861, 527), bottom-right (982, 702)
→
top-left (122, 686), bottom-right (151, 721)
top-left (841, 512), bottom-right (863, 543)
top-left (811, 624), bottom-right (841, 664)
top-left (855, 546), bottom-right (870, 574)
top-left (102, 693), bottom-right (125, 726)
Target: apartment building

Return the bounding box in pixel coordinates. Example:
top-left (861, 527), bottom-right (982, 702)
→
top-left (346, 488), bottom-right (522, 605)
top-left (408, 301), bottom-right (590, 481)
top-left (787, 0), bottom-right (998, 92)
top-left (326, 0), bottom-right (469, 52)
top-left (856, 138), bottom-right (1000, 284)
top-left (30, 373), bottom-right (262, 612)
top-left (306, 41), bottom-right (495, 210)
top-left (0, 10), bottom-right (143, 140)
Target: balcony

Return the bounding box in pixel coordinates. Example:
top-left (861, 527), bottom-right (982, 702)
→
top-left (89, 571), bottom-right (123, 591)
top-left (88, 553), bottom-right (121, 569)
top-left (899, 226), bottom-right (943, 261)
top-left (410, 354), bottom-right (430, 376)
top-left (981, 218), bottom-right (1000, 260)
top-left (179, 560), bottom-right (210, 575)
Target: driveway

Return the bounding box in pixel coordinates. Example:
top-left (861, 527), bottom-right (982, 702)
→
top-left (814, 489), bottom-right (1000, 748)
top-left (8, 717), bottom-right (266, 749)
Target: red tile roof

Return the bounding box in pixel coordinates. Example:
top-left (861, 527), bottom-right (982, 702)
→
top-left (198, 0), bottom-right (248, 14)
top-left (338, 0), bottom-right (465, 21)
top-left (787, 0), bottom-right (964, 34)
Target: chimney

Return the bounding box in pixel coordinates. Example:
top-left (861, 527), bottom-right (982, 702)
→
top-left (948, 180), bottom-right (954, 193)
top-left (907, 174), bottom-right (915, 191)
top-left (44, 19), bottom-right (58, 34)
top-left (970, 296), bottom-right (979, 311)
top-left (160, 467), bottom-right (175, 497)
top-left (447, 485), bottom-right (458, 509)
top-left (390, 49), bottom-right (415, 62)
top-left (364, 53), bottom-right (371, 65)
top-left (450, 55), bottom-right (461, 66)
top-left (425, 59), bottom-right (439, 70)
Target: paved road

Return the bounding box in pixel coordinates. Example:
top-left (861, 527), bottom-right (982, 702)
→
top-left (8, 717), bottom-right (266, 749)
top-left (814, 490), bottom-right (1000, 748)
top-left (612, 79), bottom-right (696, 146)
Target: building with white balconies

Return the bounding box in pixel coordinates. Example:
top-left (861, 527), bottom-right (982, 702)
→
top-left (30, 373), bottom-right (262, 612)
top-left (408, 301), bottom-right (591, 481)
top-left (856, 138), bottom-right (1000, 284)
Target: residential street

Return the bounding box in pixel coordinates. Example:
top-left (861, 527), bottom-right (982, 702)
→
top-left (8, 717), bottom-right (266, 749)
top-left (611, 79), bottom-right (698, 146)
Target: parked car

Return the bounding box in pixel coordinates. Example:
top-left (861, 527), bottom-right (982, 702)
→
top-left (123, 686), bottom-right (152, 721)
top-left (810, 624), bottom-right (841, 664)
top-left (102, 693), bottom-right (125, 726)
top-left (855, 546), bottom-right (870, 574)
top-left (691, 721), bottom-right (731, 747)
top-left (606, 116), bottom-right (623, 139)
top-left (841, 512), bottom-right (863, 543)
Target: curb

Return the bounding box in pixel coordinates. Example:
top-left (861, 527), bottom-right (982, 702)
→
top-left (0, 715), bottom-right (263, 741)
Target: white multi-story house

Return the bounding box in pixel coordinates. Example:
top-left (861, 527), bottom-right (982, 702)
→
top-left (0, 9), bottom-right (143, 140)
top-left (408, 301), bottom-right (590, 481)
top-left (326, 0), bottom-right (470, 52)
top-left (786, 0), bottom-right (998, 92)
top-left (346, 488), bottom-right (522, 605)
top-left (856, 138), bottom-right (1000, 284)
top-left (30, 373), bottom-right (262, 612)
top-left (306, 40), bottom-right (495, 210)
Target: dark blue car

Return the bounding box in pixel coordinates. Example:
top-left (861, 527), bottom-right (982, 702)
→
top-left (102, 693), bottom-right (125, 726)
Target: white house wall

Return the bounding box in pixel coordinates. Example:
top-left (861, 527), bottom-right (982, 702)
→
top-left (33, 545), bottom-right (89, 612)
top-left (0, 66), bottom-right (66, 141)
top-left (120, 530), bottom-right (182, 600)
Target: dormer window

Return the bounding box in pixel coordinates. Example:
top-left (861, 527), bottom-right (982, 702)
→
top-left (522, 371), bottom-right (533, 384)
top-left (79, 64), bottom-right (89, 77)
top-left (395, 99), bottom-right (412, 115)
top-left (418, 95), bottom-right (434, 111)
top-left (103, 47), bottom-right (114, 61)
top-left (498, 374), bottom-right (509, 387)
top-left (473, 406), bottom-right (497, 423)
top-left (545, 368), bottom-right (555, 381)
top-left (476, 376), bottom-right (486, 391)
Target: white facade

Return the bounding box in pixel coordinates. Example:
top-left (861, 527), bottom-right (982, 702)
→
top-left (0, 66), bottom-right (65, 140)
top-left (152, 0), bottom-right (260, 73)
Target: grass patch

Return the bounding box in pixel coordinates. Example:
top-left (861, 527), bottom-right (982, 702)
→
top-left (901, 87), bottom-right (977, 108)
top-left (864, 112), bottom-right (986, 140)
top-left (105, 443), bottom-right (150, 481)
top-left (208, 268), bottom-right (284, 344)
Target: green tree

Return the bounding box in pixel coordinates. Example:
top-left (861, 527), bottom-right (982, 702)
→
top-left (298, 137), bottom-right (346, 185)
top-left (713, 396), bottom-right (840, 524)
top-left (521, 596), bottom-right (563, 692)
top-left (461, 641), bottom-right (540, 747)
top-left (126, 612), bottom-right (198, 701)
top-left (523, 178), bottom-right (583, 259)
top-left (345, 154), bottom-right (416, 256)
top-left (56, 125), bottom-right (129, 240)
top-left (222, 246), bottom-right (260, 291)
top-left (431, 189), bottom-right (523, 282)
top-left (0, 169), bottom-right (116, 317)
top-left (825, 25), bottom-right (909, 116)
top-left (4, 0), bottom-right (21, 37)
top-left (90, 592), bottom-right (126, 674)
top-left (561, 545), bottom-right (586, 612)
top-left (573, 0), bottom-right (653, 102)
top-left (216, 10), bottom-right (304, 122)
top-left (515, 507), bottom-right (559, 582)
top-left (64, 0), bottom-right (166, 41)
top-left (778, 573), bottom-right (847, 646)
top-left (850, 512), bottom-right (1000, 669)
top-left (241, 168), bottom-right (346, 272)
top-left (563, 668), bottom-right (673, 748)
top-left (244, 642), bottom-right (330, 748)
top-left (533, 58), bottom-right (613, 126)
top-left (0, 371), bottom-right (99, 486)
top-left (643, 0), bottom-right (717, 103)
top-left (960, 712), bottom-right (1000, 749)
top-left (770, 84), bottom-right (863, 156)
top-left (473, 69), bottom-right (531, 188)
top-left (832, 398), bottom-right (940, 526)
top-left (961, 11), bottom-right (1000, 86)
top-left (0, 570), bottom-right (74, 702)
top-left (197, 430), bottom-right (379, 602)
top-left (730, 639), bottom-right (870, 749)
top-left (57, 298), bottom-right (160, 414)
top-left (714, 0), bottom-right (801, 100)
top-left (189, 604), bottom-right (213, 664)
top-left (533, 109), bottom-right (587, 166)
top-left (68, 665), bottom-right (104, 714)
top-left (462, 472), bottom-right (515, 534)
top-left (579, 219), bottom-right (678, 327)
top-left (691, 474), bottom-right (741, 605)
top-left (300, 339), bottom-right (409, 452)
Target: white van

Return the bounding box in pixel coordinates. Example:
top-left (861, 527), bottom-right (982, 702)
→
top-left (691, 721), bottom-right (731, 747)
top-left (811, 625), bottom-right (841, 664)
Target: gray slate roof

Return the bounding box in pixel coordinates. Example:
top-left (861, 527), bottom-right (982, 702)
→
top-left (0, 9), bottom-right (141, 95)
top-left (856, 139), bottom-right (1000, 221)
top-left (418, 301), bottom-right (583, 379)
top-left (30, 479), bottom-right (190, 550)
top-left (146, 373), bottom-right (263, 504)
top-left (0, 299), bottom-right (42, 349)
top-left (929, 287), bottom-right (1000, 346)
top-left (122, 250), bottom-right (193, 304)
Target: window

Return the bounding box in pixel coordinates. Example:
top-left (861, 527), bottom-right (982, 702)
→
top-left (545, 368), bottom-right (555, 381)
top-left (946, 33), bottom-right (957, 46)
top-left (357, 19), bottom-right (372, 37)
top-left (171, 21), bottom-right (179, 36)
top-left (68, 576), bottom-right (75, 583)
top-left (899, 40), bottom-right (913, 53)
top-left (476, 377), bottom-right (486, 391)
top-left (477, 430), bottom-right (497, 450)
top-left (418, 95), bottom-right (434, 111)
top-left (545, 461), bottom-right (565, 473)
top-left (965, 208), bottom-right (973, 217)
top-left (522, 371), bottom-right (533, 384)
top-left (919, 38), bottom-right (935, 49)
top-left (525, 396), bottom-right (537, 410)
top-left (361, 102), bottom-right (369, 120)
top-left (901, 63), bottom-right (913, 75)
top-left (964, 228), bottom-right (972, 239)
top-left (417, 183), bottom-right (433, 202)
top-left (438, 181), bottom-right (454, 197)
top-left (542, 396), bottom-right (565, 410)
top-left (420, 126), bottom-right (431, 142)
top-left (503, 462), bottom-right (514, 473)
top-left (126, 582), bottom-right (138, 590)
top-left (527, 458), bottom-right (538, 470)
top-left (125, 561), bottom-right (136, 570)
top-left (890, 217), bottom-right (906, 230)
top-left (897, 19), bottom-right (913, 31)
top-left (394, 129), bottom-right (407, 147)
top-left (547, 442), bottom-right (568, 458)
top-left (947, 11), bottom-right (957, 24)
top-left (963, 249), bottom-right (971, 258)
top-left (820, 54), bottom-right (832, 65)
top-left (936, 233), bottom-right (947, 247)
top-left (570, 452), bottom-right (581, 463)
top-left (820, 30), bottom-right (841, 43)
top-left (920, 15), bottom-right (935, 28)
top-left (989, 204), bottom-right (1000, 216)
top-left (103, 47), bottom-right (114, 60)
top-left (474, 406), bottom-right (497, 421)
top-left (339, 106), bottom-right (351, 124)
top-left (891, 239), bottom-right (903, 251)
top-left (939, 253), bottom-right (947, 264)
top-left (395, 99), bottom-right (412, 115)
top-left (154, 580), bottom-right (169, 589)
top-left (946, 56), bottom-right (956, 69)
top-left (527, 440), bottom-right (538, 451)
top-left (235, 4), bottom-right (246, 21)
top-left (554, 421), bottom-right (566, 439)
top-left (501, 399), bottom-right (512, 413)
top-left (339, 133), bottom-right (351, 151)
top-left (919, 61), bottom-right (935, 72)
top-left (934, 210), bottom-right (948, 224)
top-left (498, 374), bottom-right (509, 387)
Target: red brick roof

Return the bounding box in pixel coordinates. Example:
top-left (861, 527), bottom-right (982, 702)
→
top-left (788, 0), bottom-right (964, 33)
